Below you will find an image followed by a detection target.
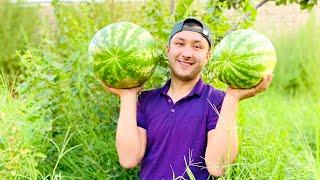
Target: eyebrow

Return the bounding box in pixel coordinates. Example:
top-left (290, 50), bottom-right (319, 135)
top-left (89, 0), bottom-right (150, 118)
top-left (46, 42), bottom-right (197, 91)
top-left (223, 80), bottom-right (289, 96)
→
top-left (174, 37), bottom-right (203, 43)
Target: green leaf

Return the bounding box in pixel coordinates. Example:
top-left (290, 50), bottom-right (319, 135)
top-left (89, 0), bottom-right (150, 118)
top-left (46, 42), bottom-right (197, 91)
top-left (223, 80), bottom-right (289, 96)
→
top-left (184, 156), bottom-right (195, 180)
top-left (186, 166), bottom-right (196, 180)
top-left (175, 0), bottom-right (195, 20)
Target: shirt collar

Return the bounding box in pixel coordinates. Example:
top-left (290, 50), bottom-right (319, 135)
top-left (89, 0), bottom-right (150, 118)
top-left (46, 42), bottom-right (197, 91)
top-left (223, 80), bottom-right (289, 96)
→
top-left (160, 78), bottom-right (204, 97)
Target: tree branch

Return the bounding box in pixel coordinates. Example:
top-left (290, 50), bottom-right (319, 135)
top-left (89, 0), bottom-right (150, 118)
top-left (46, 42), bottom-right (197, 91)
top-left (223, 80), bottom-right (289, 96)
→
top-left (230, 0), bottom-right (270, 31)
top-left (170, 0), bottom-right (175, 15)
top-left (255, 0), bottom-right (271, 9)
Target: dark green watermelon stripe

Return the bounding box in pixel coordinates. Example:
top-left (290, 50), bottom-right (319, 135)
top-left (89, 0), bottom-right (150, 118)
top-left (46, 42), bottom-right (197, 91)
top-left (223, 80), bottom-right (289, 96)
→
top-left (118, 24), bottom-right (137, 50)
top-left (223, 69), bottom-right (259, 88)
top-left (111, 62), bottom-right (122, 81)
top-left (113, 49), bottom-right (125, 72)
top-left (118, 23), bottom-right (136, 49)
top-left (210, 61), bottom-right (224, 72)
top-left (234, 61), bottom-right (266, 72)
top-left (228, 67), bottom-right (249, 84)
top-left (226, 32), bottom-right (254, 54)
top-left (95, 58), bottom-right (114, 70)
top-left (109, 24), bottom-right (118, 47)
top-left (234, 51), bottom-right (274, 62)
top-left (218, 61), bottom-right (262, 88)
top-left (231, 64), bottom-right (262, 79)
top-left (220, 71), bottom-right (242, 88)
top-left (219, 63), bottom-right (229, 84)
top-left (95, 48), bottom-right (125, 76)
top-left (236, 41), bottom-right (272, 53)
top-left (122, 26), bottom-right (145, 50)
top-left (113, 23), bottom-right (126, 47)
top-left (229, 64), bottom-right (261, 80)
top-left (100, 29), bottom-right (113, 51)
top-left (93, 52), bottom-right (113, 64)
top-left (211, 59), bottom-right (225, 66)
top-left (218, 72), bottom-right (227, 85)
top-left (97, 43), bottom-right (114, 58)
top-left (230, 52), bottom-right (272, 68)
top-left (213, 56), bottom-right (262, 81)
top-left (222, 75), bottom-right (246, 88)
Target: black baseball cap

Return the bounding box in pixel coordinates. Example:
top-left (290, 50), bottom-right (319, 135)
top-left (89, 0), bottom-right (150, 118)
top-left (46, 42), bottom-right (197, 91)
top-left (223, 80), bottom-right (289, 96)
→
top-left (168, 18), bottom-right (212, 48)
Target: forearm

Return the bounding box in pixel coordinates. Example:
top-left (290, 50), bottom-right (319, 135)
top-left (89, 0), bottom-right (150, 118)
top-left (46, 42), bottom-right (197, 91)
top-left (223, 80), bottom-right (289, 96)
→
top-left (116, 94), bottom-right (141, 167)
top-left (205, 93), bottom-right (239, 175)
top-left (213, 93), bottom-right (239, 162)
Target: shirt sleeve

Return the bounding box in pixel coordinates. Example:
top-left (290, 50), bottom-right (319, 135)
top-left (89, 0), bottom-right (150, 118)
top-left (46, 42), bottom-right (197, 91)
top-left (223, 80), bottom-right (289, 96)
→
top-left (206, 90), bottom-right (225, 132)
top-left (137, 93), bottom-right (147, 129)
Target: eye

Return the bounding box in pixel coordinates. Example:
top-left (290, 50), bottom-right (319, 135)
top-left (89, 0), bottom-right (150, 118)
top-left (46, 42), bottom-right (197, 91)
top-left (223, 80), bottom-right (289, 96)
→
top-left (175, 42), bottom-right (184, 46)
top-left (194, 45), bottom-right (201, 49)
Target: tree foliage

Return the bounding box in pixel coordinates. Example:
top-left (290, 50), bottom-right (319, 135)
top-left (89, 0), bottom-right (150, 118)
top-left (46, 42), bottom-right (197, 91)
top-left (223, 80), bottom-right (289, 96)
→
top-left (221, 0), bottom-right (317, 10)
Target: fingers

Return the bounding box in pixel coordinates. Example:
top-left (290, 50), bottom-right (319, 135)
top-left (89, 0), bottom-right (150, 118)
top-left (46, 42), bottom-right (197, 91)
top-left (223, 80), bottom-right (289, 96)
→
top-left (255, 74), bottom-right (273, 92)
top-left (265, 74), bottom-right (273, 87)
top-left (135, 85), bottom-right (144, 92)
top-left (261, 74), bottom-right (273, 90)
top-left (99, 80), bottom-right (107, 89)
top-left (99, 80), bottom-right (144, 96)
top-left (99, 80), bottom-right (118, 94)
top-left (255, 78), bottom-right (267, 93)
top-left (241, 74), bottom-right (272, 100)
top-left (99, 80), bottom-right (109, 90)
top-left (232, 74), bottom-right (273, 101)
top-left (105, 86), bottom-right (118, 94)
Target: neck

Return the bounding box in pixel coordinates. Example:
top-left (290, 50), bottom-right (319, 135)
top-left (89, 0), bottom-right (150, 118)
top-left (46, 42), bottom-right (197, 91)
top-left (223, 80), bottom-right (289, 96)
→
top-left (167, 75), bottom-right (200, 103)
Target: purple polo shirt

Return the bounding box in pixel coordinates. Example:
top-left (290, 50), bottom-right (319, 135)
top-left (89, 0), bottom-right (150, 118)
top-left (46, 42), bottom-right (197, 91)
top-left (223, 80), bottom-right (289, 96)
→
top-left (137, 78), bottom-right (225, 180)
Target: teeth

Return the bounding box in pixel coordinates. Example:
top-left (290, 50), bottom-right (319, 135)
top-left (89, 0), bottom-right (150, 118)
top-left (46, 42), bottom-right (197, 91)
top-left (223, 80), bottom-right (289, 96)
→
top-left (178, 60), bottom-right (192, 65)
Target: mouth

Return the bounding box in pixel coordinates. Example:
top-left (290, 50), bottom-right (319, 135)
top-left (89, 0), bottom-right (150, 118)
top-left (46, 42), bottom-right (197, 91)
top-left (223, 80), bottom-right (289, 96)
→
top-left (177, 60), bottom-right (194, 66)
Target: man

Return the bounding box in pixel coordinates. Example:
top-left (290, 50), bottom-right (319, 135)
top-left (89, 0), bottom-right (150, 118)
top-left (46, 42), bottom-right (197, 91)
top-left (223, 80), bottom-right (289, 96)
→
top-left (104, 18), bottom-right (272, 179)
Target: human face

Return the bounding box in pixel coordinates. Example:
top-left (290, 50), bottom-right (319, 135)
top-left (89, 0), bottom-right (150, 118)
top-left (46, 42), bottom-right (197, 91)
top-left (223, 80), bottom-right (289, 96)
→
top-left (167, 31), bottom-right (211, 81)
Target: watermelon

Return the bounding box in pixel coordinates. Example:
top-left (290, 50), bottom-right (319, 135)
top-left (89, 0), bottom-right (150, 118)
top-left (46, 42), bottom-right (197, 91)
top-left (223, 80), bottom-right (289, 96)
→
top-left (88, 22), bottom-right (159, 89)
top-left (211, 29), bottom-right (277, 89)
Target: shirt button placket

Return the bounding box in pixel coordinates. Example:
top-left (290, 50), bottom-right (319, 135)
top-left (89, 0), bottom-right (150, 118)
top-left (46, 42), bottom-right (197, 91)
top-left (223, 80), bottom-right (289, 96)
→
top-left (169, 107), bottom-right (175, 124)
top-left (168, 99), bottom-right (175, 113)
top-left (167, 97), bottom-right (175, 123)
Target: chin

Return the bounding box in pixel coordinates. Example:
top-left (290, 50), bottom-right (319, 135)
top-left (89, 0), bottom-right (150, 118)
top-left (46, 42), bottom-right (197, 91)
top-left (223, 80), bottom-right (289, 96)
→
top-left (170, 67), bottom-right (201, 81)
top-left (174, 73), bottom-right (197, 81)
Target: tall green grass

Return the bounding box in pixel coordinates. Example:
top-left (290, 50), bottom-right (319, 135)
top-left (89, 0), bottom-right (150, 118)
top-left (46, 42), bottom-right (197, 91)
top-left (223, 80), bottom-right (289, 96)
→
top-left (269, 14), bottom-right (320, 97)
top-left (0, 75), bottom-right (51, 178)
top-left (227, 92), bottom-right (320, 179)
top-left (0, 1), bottom-right (41, 81)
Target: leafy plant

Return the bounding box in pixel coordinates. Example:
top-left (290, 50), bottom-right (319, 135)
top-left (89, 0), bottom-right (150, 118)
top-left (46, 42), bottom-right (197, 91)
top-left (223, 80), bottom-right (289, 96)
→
top-left (0, 1), bottom-right (41, 81)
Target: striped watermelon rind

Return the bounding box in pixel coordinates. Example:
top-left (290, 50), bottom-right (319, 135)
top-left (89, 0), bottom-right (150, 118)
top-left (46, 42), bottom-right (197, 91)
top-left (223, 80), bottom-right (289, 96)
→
top-left (211, 29), bottom-right (277, 89)
top-left (88, 22), bottom-right (159, 89)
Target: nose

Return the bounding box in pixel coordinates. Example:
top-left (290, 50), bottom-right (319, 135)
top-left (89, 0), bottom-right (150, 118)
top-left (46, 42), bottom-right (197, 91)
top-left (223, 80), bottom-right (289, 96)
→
top-left (181, 46), bottom-right (192, 60)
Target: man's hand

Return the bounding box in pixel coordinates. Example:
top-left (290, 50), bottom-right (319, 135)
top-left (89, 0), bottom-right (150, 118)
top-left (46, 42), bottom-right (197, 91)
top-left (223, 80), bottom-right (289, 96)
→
top-left (226, 74), bottom-right (273, 101)
top-left (100, 81), bottom-right (144, 98)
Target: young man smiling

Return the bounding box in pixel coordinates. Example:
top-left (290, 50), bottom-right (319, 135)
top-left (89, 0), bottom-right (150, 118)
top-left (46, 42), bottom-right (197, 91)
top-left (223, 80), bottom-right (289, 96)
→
top-left (104, 18), bottom-right (273, 179)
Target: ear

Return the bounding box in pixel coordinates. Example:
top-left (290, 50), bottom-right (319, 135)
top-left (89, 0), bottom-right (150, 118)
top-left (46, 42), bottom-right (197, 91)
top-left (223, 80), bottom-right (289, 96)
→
top-left (207, 50), bottom-right (211, 60)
